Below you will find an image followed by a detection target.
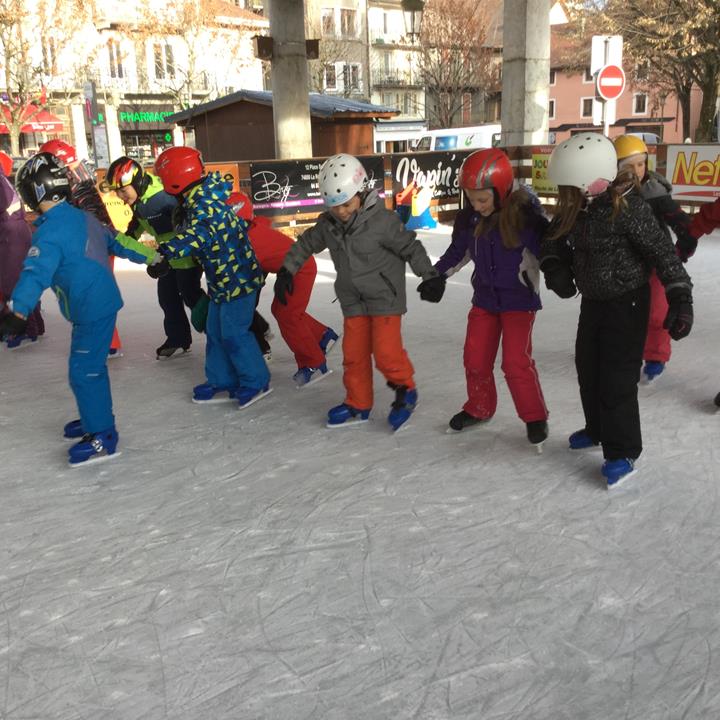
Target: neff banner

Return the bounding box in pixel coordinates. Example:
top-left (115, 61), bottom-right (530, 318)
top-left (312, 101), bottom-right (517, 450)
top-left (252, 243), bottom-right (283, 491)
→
top-left (250, 156), bottom-right (385, 216)
top-left (391, 151), bottom-right (471, 200)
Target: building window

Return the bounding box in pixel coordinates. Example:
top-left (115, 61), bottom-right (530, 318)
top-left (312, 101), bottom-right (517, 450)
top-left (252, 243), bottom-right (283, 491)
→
top-left (548, 98), bottom-right (556, 119)
top-left (324, 64), bottom-right (336, 89)
top-left (108, 39), bottom-right (124, 79)
top-left (581, 97), bottom-right (593, 117)
top-left (340, 8), bottom-right (357, 38)
top-left (462, 92), bottom-right (472, 125)
top-left (636, 62), bottom-right (649, 82)
top-left (153, 43), bottom-right (175, 80)
top-left (321, 8), bottom-right (335, 36)
top-left (343, 63), bottom-right (360, 91)
top-left (549, 68), bottom-right (556, 85)
top-left (403, 93), bottom-right (418, 116)
top-left (583, 67), bottom-right (593, 83)
top-left (633, 93), bottom-right (647, 115)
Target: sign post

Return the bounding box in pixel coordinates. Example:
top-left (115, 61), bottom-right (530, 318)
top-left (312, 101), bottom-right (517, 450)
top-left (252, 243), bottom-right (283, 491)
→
top-left (590, 35), bottom-right (623, 135)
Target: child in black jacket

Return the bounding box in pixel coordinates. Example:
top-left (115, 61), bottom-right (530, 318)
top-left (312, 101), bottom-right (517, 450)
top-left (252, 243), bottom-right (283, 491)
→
top-left (613, 135), bottom-right (696, 382)
top-left (540, 133), bottom-right (693, 488)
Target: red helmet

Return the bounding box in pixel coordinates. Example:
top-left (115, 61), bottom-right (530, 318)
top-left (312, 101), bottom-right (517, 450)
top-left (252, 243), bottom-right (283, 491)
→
top-left (154, 146), bottom-right (203, 195)
top-left (459, 148), bottom-right (514, 199)
top-left (0, 151), bottom-right (12, 177)
top-left (39, 139), bottom-right (77, 165)
top-left (227, 191), bottom-right (253, 220)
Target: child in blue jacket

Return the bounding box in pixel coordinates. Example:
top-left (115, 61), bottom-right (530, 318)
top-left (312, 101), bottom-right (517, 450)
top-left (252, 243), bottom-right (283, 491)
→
top-left (0, 153), bottom-right (163, 466)
top-left (154, 146), bottom-right (270, 408)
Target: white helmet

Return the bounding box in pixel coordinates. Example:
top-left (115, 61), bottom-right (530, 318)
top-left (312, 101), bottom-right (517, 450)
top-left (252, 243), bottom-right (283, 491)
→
top-left (548, 133), bottom-right (617, 196)
top-left (318, 154), bottom-right (368, 207)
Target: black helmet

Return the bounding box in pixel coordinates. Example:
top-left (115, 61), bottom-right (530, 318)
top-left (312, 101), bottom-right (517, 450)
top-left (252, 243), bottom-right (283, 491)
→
top-left (106, 156), bottom-right (148, 197)
top-left (16, 152), bottom-right (71, 210)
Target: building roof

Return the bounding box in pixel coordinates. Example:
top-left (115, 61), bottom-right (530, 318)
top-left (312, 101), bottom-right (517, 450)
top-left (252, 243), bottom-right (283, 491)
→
top-left (210, 0), bottom-right (268, 26)
top-left (167, 90), bottom-right (399, 124)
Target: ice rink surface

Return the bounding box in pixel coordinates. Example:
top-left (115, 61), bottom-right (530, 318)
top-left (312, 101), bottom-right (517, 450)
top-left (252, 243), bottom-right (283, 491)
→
top-left (1, 227), bottom-right (720, 720)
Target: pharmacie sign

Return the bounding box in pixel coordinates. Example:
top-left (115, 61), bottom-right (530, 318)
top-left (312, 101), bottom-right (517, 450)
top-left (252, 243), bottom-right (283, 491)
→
top-left (118, 107), bottom-right (175, 129)
top-left (666, 145), bottom-right (720, 201)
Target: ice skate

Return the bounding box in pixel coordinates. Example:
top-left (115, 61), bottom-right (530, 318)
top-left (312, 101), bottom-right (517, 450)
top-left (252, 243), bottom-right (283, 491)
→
top-left (319, 327), bottom-right (339, 356)
top-left (326, 402), bottom-right (371, 428)
top-left (447, 410), bottom-right (491, 433)
top-left (294, 363), bottom-right (332, 388)
top-left (192, 383), bottom-right (238, 404)
top-left (68, 428), bottom-right (120, 467)
top-left (156, 341), bottom-right (190, 360)
top-left (63, 419), bottom-right (84, 439)
top-left (526, 420), bottom-right (548, 453)
top-left (236, 385), bottom-right (273, 409)
top-left (6, 334), bottom-right (38, 350)
top-left (602, 458), bottom-right (636, 488)
top-left (568, 428), bottom-right (600, 450)
top-left (641, 360), bottom-right (665, 384)
top-left (388, 384), bottom-right (418, 432)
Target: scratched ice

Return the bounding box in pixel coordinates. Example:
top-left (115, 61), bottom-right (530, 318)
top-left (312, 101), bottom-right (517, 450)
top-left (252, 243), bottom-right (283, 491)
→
top-left (1, 227), bottom-right (720, 720)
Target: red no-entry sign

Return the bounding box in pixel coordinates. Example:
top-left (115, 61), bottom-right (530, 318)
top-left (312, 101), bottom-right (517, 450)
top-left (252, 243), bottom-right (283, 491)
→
top-left (596, 64), bottom-right (626, 101)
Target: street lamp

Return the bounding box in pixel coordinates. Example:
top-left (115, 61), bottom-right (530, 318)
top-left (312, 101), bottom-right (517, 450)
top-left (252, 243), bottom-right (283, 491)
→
top-left (401, 0), bottom-right (425, 43)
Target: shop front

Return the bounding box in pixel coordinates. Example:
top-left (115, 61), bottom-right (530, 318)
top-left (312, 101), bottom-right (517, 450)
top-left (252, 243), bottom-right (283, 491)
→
top-left (117, 103), bottom-right (177, 160)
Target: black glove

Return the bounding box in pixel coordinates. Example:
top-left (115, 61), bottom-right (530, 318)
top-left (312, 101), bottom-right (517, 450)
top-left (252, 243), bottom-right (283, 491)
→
top-left (541, 258), bottom-right (576, 299)
top-left (274, 267), bottom-right (294, 306)
top-left (663, 287), bottom-right (693, 340)
top-left (417, 274), bottom-right (446, 303)
top-left (0, 312), bottom-right (27, 339)
top-left (146, 253), bottom-right (170, 279)
top-left (675, 229), bottom-right (698, 263)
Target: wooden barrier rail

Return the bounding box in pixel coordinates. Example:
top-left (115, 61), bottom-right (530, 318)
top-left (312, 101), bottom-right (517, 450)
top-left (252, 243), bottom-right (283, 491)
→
top-left (100, 145), bottom-right (712, 237)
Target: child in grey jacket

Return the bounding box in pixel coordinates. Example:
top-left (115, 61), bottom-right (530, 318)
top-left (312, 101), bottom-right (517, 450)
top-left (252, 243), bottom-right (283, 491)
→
top-left (274, 153), bottom-right (444, 430)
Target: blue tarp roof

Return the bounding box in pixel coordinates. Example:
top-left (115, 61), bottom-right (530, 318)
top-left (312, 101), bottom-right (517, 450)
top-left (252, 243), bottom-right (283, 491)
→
top-left (167, 90), bottom-right (398, 123)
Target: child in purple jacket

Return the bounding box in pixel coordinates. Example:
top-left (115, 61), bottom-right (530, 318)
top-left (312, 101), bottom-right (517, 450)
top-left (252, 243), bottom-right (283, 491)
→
top-left (0, 155), bottom-right (44, 348)
top-left (435, 148), bottom-right (549, 447)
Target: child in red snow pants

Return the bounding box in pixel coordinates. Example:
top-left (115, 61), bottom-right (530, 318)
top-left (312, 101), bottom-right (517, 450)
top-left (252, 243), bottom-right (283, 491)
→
top-left (463, 307), bottom-right (547, 422)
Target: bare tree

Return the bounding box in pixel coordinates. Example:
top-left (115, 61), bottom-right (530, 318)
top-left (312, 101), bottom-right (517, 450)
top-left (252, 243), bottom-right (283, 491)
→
top-left (0, 0), bottom-right (94, 155)
top-left (416, 0), bottom-right (497, 129)
top-left (129, 0), bottom-right (259, 109)
top-left (568, 0), bottom-right (720, 141)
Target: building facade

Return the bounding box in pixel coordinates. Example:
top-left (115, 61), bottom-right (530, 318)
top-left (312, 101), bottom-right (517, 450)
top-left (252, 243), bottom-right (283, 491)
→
top-left (1, 0), bottom-right (267, 162)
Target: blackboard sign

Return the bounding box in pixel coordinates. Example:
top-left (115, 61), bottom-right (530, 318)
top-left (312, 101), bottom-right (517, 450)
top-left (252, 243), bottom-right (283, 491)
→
top-left (250, 155), bottom-right (385, 216)
top-left (390, 150), bottom-right (471, 201)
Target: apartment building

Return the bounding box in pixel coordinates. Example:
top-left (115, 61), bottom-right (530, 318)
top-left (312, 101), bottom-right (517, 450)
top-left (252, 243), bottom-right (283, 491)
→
top-left (1, 0), bottom-right (267, 160)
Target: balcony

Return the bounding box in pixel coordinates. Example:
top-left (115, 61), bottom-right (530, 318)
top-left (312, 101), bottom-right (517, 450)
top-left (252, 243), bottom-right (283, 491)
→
top-left (373, 70), bottom-right (421, 88)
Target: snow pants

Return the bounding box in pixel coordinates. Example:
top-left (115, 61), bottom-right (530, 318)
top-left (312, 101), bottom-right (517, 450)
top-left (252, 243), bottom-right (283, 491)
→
top-left (643, 270), bottom-right (671, 363)
top-left (343, 315), bottom-right (414, 410)
top-left (205, 291), bottom-right (270, 392)
top-left (157, 265), bottom-right (204, 348)
top-left (575, 285), bottom-right (650, 461)
top-left (69, 313), bottom-right (117, 433)
top-left (271, 259), bottom-right (327, 369)
top-left (0, 229), bottom-right (44, 338)
top-left (462, 307), bottom-right (547, 423)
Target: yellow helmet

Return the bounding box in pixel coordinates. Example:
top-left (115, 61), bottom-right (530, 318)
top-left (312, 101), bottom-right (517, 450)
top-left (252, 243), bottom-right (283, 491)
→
top-left (614, 134), bottom-right (648, 161)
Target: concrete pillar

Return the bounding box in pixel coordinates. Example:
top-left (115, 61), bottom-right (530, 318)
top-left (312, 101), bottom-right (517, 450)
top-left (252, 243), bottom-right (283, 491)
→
top-left (500, 0), bottom-right (551, 146)
top-left (105, 105), bottom-right (123, 161)
top-left (70, 104), bottom-right (90, 161)
top-left (267, 0), bottom-right (313, 159)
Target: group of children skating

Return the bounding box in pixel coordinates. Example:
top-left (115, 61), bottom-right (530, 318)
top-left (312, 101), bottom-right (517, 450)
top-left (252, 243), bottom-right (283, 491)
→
top-left (1, 136), bottom-right (719, 485)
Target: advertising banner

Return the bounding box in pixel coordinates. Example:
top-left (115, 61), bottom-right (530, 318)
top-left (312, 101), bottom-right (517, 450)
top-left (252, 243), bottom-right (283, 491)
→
top-left (666, 145), bottom-right (720, 201)
top-left (390, 150), bottom-right (471, 201)
top-left (250, 156), bottom-right (385, 216)
top-left (531, 146), bottom-right (556, 194)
